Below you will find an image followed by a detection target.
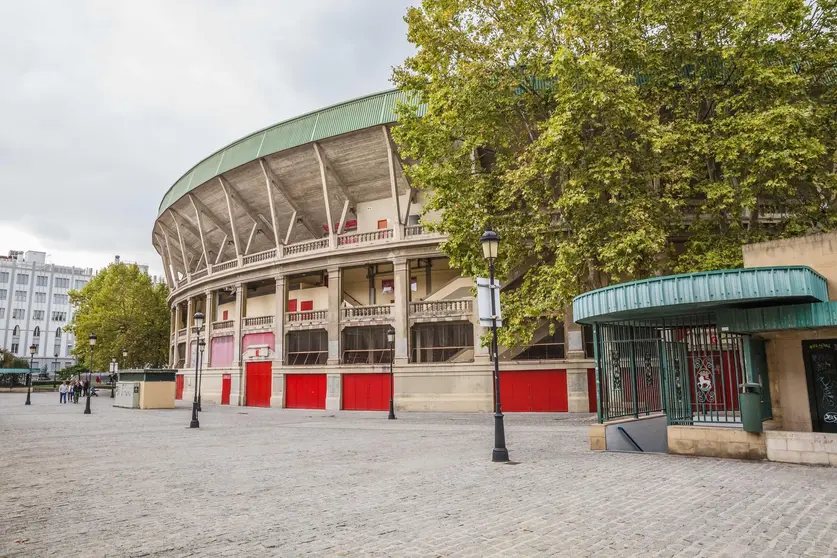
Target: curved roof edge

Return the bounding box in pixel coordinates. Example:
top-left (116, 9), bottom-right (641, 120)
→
top-left (157, 88), bottom-right (426, 216)
top-left (573, 266), bottom-right (829, 324)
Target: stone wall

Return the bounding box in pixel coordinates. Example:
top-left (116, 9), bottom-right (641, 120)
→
top-left (765, 431), bottom-right (837, 466)
top-left (668, 426), bottom-right (766, 460)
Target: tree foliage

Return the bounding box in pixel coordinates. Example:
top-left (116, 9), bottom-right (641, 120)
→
top-left (67, 263), bottom-right (169, 371)
top-left (393, 0), bottom-right (837, 347)
top-left (0, 349), bottom-right (31, 386)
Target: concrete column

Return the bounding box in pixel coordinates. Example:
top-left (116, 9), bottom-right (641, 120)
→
top-left (327, 266), bottom-right (341, 365)
top-left (326, 373), bottom-right (342, 411)
top-left (185, 298), bottom-right (194, 368)
top-left (274, 276), bottom-right (285, 365)
top-left (170, 307), bottom-right (176, 367)
top-left (392, 257), bottom-right (409, 364)
top-left (270, 371), bottom-right (285, 408)
top-left (567, 368), bottom-right (591, 412)
top-left (232, 284), bottom-right (244, 366)
top-left (204, 290), bottom-right (213, 368)
top-left (564, 304), bottom-right (585, 360)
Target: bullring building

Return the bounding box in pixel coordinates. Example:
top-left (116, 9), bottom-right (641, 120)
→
top-left (153, 89), bottom-right (595, 412)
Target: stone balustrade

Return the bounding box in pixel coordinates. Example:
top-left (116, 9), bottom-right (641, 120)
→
top-left (243, 249), bottom-right (276, 265)
top-left (286, 310), bottom-right (328, 323)
top-left (284, 238), bottom-right (329, 256)
top-left (212, 320), bottom-right (234, 331)
top-left (213, 260), bottom-right (238, 272)
top-left (337, 229), bottom-right (393, 247)
top-left (409, 298), bottom-right (473, 317)
top-left (341, 305), bottom-right (394, 321)
top-left (243, 315), bottom-right (274, 328)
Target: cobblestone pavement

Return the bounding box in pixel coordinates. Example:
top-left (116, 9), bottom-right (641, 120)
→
top-left (3, 394), bottom-right (837, 557)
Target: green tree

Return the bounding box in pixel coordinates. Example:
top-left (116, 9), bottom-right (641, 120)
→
top-left (393, 0), bottom-right (837, 347)
top-left (67, 263), bottom-right (170, 372)
top-left (0, 348), bottom-right (32, 386)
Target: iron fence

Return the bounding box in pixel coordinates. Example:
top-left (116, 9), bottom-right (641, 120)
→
top-left (595, 314), bottom-right (747, 425)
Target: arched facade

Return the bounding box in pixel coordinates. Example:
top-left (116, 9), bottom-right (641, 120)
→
top-left (154, 90), bottom-right (595, 412)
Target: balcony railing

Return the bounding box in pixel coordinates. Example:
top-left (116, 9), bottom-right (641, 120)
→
top-left (212, 320), bottom-right (234, 331)
top-left (176, 329), bottom-right (186, 340)
top-left (337, 229), bottom-right (393, 246)
top-left (243, 249), bottom-right (276, 266)
top-left (191, 268), bottom-right (209, 279)
top-left (243, 315), bottom-right (274, 328)
top-left (286, 310), bottom-right (328, 323)
top-left (404, 225), bottom-right (427, 237)
top-left (409, 298), bottom-right (473, 317)
top-left (284, 238), bottom-right (329, 256)
top-left (341, 305), bottom-right (393, 320)
top-left (213, 260), bottom-right (238, 272)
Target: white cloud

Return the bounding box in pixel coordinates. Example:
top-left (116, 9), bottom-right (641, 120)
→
top-left (0, 0), bottom-right (416, 276)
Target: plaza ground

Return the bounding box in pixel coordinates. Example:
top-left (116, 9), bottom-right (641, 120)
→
top-left (2, 395), bottom-right (837, 557)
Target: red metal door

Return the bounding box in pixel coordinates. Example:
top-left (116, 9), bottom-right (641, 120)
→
top-left (342, 373), bottom-right (390, 411)
top-left (285, 374), bottom-right (326, 409)
top-left (245, 362), bottom-right (272, 408)
top-left (500, 370), bottom-right (569, 412)
top-left (175, 375), bottom-right (184, 400)
top-left (221, 374), bottom-right (231, 405)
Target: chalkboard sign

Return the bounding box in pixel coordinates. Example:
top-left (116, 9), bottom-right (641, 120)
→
top-left (803, 340), bottom-right (837, 433)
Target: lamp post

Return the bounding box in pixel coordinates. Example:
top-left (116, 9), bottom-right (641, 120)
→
top-left (197, 338), bottom-right (206, 412)
top-left (190, 312), bottom-right (204, 428)
top-left (110, 357), bottom-right (117, 398)
top-left (85, 333), bottom-right (96, 415)
top-left (116, 348), bottom-right (126, 399)
top-left (386, 327), bottom-right (396, 420)
top-left (25, 344), bottom-right (36, 405)
top-left (481, 227), bottom-right (509, 463)
top-left (53, 352), bottom-right (59, 390)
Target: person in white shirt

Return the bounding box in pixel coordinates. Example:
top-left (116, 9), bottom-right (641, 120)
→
top-left (59, 381), bottom-right (68, 404)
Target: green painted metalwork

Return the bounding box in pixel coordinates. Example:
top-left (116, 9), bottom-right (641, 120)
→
top-left (0, 368), bottom-right (37, 374)
top-left (158, 89), bottom-right (426, 216)
top-left (573, 266), bottom-right (828, 324)
top-left (718, 301), bottom-right (837, 333)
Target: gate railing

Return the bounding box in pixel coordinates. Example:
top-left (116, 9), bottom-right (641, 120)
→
top-left (594, 315), bottom-right (746, 425)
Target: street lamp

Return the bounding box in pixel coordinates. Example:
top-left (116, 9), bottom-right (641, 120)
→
top-left (197, 338), bottom-right (206, 412)
top-left (116, 348), bottom-right (127, 399)
top-left (25, 344), bottom-right (36, 406)
top-left (190, 311), bottom-right (204, 428)
top-left (85, 333), bottom-right (96, 415)
top-left (480, 226), bottom-right (509, 463)
top-left (386, 327), bottom-right (396, 420)
top-left (53, 352), bottom-right (59, 390)
top-left (110, 357), bottom-right (117, 399)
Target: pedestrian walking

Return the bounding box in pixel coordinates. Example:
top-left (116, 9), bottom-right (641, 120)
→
top-left (59, 381), bottom-right (68, 404)
top-left (73, 381), bottom-right (81, 404)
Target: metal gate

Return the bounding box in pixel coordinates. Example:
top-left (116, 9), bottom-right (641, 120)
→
top-left (595, 314), bottom-right (748, 425)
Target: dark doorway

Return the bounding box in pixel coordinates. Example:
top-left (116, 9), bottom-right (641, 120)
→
top-left (802, 339), bottom-right (837, 433)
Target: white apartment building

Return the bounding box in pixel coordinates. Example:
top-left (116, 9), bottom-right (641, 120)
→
top-left (0, 250), bottom-right (93, 372)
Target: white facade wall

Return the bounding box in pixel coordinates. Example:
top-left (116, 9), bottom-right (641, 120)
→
top-left (0, 252), bottom-right (92, 371)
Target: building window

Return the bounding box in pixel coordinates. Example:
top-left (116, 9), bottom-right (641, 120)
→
top-left (0, 308), bottom-right (4, 319)
top-left (36, 275), bottom-right (48, 287)
top-left (411, 322), bottom-right (475, 363)
top-left (51, 311), bottom-right (66, 322)
top-left (33, 326), bottom-right (40, 338)
top-left (0, 272), bottom-right (8, 283)
top-left (12, 309), bottom-right (25, 319)
top-left (34, 292), bottom-right (46, 303)
top-left (342, 326), bottom-right (394, 364)
top-left (12, 325), bottom-right (19, 336)
top-left (512, 321), bottom-right (566, 361)
top-left (53, 294), bottom-right (68, 305)
top-left (33, 310), bottom-right (44, 320)
top-left (0, 289), bottom-right (6, 300)
top-left (10, 343), bottom-right (19, 354)
top-left (55, 328), bottom-right (62, 339)
top-left (74, 280), bottom-right (86, 289)
top-left (16, 274), bottom-right (29, 285)
top-left (583, 325), bottom-right (595, 359)
top-left (14, 290), bottom-right (26, 302)
top-left (54, 277), bottom-right (70, 288)
top-left (286, 329), bottom-right (328, 365)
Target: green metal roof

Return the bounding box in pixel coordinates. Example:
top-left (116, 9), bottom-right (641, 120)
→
top-left (158, 88), bottom-right (426, 216)
top-left (0, 368), bottom-right (37, 374)
top-left (718, 301), bottom-right (837, 333)
top-left (573, 266), bottom-right (829, 324)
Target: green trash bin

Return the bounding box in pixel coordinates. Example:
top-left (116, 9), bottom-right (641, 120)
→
top-left (739, 382), bottom-right (763, 433)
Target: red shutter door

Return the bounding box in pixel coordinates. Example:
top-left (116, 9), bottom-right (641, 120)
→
top-left (500, 370), bottom-right (568, 412)
top-left (587, 368), bottom-right (597, 413)
top-left (221, 374), bottom-right (231, 405)
top-left (175, 375), bottom-right (184, 400)
top-left (287, 299), bottom-right (297, 312)
top-left (300, 300), bottom-right (313, 311)
top-left (245, 362), bottom-right (272, 408)
top-left (285, 374), bottom-right (326, 409)
top-left (342, 373), bottom-right (390, 411)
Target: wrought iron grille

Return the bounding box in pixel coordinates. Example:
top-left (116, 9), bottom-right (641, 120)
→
top-left (595, 314), bottom-right (747, 425)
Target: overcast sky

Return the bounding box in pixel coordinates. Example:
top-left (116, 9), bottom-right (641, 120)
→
top-left (0, 0), bottom-right (416, 277)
